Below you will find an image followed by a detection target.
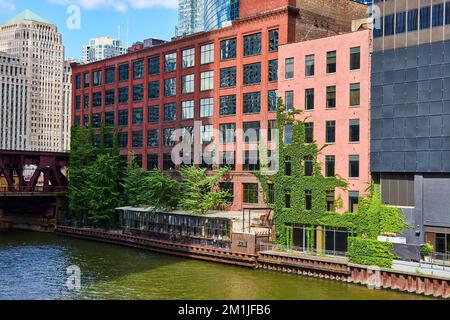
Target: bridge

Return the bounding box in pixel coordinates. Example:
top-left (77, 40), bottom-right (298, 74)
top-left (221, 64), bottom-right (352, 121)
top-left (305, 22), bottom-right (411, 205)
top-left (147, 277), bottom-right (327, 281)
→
top-left (0, 150), bottom-right (69, 231)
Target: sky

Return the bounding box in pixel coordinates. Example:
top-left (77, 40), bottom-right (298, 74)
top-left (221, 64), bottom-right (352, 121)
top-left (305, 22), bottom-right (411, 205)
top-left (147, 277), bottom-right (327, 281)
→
top-left (0, 0), bottom-right (179, 59)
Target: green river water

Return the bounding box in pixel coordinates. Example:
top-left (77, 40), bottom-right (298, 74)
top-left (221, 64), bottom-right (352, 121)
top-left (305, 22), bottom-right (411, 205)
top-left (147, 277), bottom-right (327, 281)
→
top-left (0, 231), bottom-right (429, 300)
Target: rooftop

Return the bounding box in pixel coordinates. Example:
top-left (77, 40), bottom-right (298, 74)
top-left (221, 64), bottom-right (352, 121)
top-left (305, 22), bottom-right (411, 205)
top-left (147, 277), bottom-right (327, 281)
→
top-left (5, 9), bottom-right (50, 25)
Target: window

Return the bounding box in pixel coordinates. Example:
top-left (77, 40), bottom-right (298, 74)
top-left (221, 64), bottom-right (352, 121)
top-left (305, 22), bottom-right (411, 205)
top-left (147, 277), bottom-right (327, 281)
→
top-left (182, 74), bottom-right (195, 94)
top-left (163, 153), bottom-right (175, 170)
top-left (268, 120), bottom-right (277, 142)
top-left (326, 191), bottom-right (335, 212)
top-left (201, 43), bottom-right (214, 64)
top-left (350, 83), bottom-right (360, 106)
top-left (268, 184), bottom-right (275, 204)
top-left (268, 90), bottom-right (278, 112)
top-left (148, 154), bottom-right (159, 170)
top-left (305, 191), bottom-right (312, 210)
top-left (446, 3), bottom-right (450, 25)
top-left (374, 16), bottom-right (383, 38)
top-left (148, 56), bottom-right (160, 75)
top-left (119, 64), bottom-right (129, 82)
top-left (408, 8), bottom-right (418, 31)
top-left (305, 88), bottom-right (314, 110)
top-left (105, 90), bottom-right (115, 106)
top-left (93, 92), bottom-right (102, 108)
top-left (148, 81), bottom-right (159, 99)
top-left (182, 48), bottom-right (195, 68)
top-left (164, 103), bottom-right (176, 122)
top-left (326, 86), bottom-right (336, 109)
top-left (304, 156), bottom-right (314, 176)
top-left (284, 124), bottom-right (293, 144)
top-left (118, 132), bottom-right (128, 149)
top-left (164, 52), bottom-right (177, 72)
top-left (349, 119), bottom-right (360, 142)
top-left (305, 123), bottom-right (314, 144)
top-left (285, 190), bottom-right (291, 208)
top-left (105, 112), bottom-right (114, 127)
top-left (220, 123), bottom-right (236, 144)
top-left (221, 38), bottom-right (236, 60)
top-left (285, 91), bottom-right (294, 111)
top-left (106, 67), bottom-right (115, 84)
top-left (148, 106), bottom-right (159, 123)
top-left (200, 71), bottom-right (214, 91)
top-left (327, 51), bottom-right (336, 74)
top-left (269, 29), bottom-right (279, 52)
top-left (268, 59), bottom-right (278, 82)
top-left (92, 113), bottom-right (101, 128)
top-left (243, 63), bottom-right (261, 85)
top-left (132, 108), bottom-right (144, 125)
top-left (326, 121), bottom-right (336, 144)
top-left (244, 33), bottom-right (261, 56)
top-left (244, 121), bottom-right (260, 144)
top-left (243, 183), bottom-right (259, 204)
top-left (164, 78), bottom-right (177, 97)
top-left (220, 95), bottom-right (236, 116)
top-left (200, 98), bottom-right (213, 118)
top-left (349, 155), bottom-right (360, 178)
top-left (148, 129), bottom-right (159, 148)
top-left (182, 100), bottom-right (194, 120)
top-left (84, 94), bottom-right (89, 109)
top-left (132, 131), bottom-right (143, 148)
top-left (243, 92), bottom-right (261, 114)
top-left (244, 151), bottom-right (260, 171)
top-left (118, 110), bottom-right (128, 126)
top-left (285, 157), bottom-right (292, 176)
top-left (133, 84), bottom-right (144, 102)
top-left (201, 125), bottom-right (213, 144)
top-left (219, 182), bottom-right (234, 202)
top-left (420, 6), bottom-right (431, 29)
top-left (93, 70), bottom-right (102, 86)
top-left (349, 191), bottom-right (359, 213)
top-left (133, 60), bottom-right (144, 79)
top-left (396, 11), bottom-right (406, 33)
top-left (285, 58), bottom-right (294, 79)
top-left (84, 73), bottom-right (90, 88)
top-left (75, 116), bottom-right (80, 127)
top-left (325, 156), bottom-right (335, 177)
top-left (220, 67), bottom-right (236, 88)
top-left (380, 173), bottom-right (415, 207)
top-left (384, 14), bottom-right (394, 35)
top-left (75, 74), bottom-right (81, 89)
top-left (350, 47), bottom-right (360, 70)
top-left (75, 96), bottom-right (81, 110)
top-left (305, 55), bottom-right (315, 76)
top-left (118, 87), bottom-right (128, 104)
top-left (433, 3), bottom-right (444, 26)
top-left (163, 128), bottom-right (176, 147)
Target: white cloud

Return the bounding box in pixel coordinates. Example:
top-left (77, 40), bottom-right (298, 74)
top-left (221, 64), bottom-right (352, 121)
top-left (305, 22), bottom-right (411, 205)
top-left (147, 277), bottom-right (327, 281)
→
top-left (48, 0), bottom-right (178, 12)
top-left (0, 0), bottom-right (15, 12)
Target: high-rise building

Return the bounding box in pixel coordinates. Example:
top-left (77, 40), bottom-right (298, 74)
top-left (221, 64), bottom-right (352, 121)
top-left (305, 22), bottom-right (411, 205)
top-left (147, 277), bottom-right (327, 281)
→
top-left (82, 37), bottom-right (127, 64)
top-left (204, 0), bottom-right (240, 32)
top-left (0, 52), bottom-right (30, 151)
top-left (371, 0), bottom-right (450, 257)
top-left (0, 10), bottom-right (70, 152)
top-left (176, 0), bottom-right (205, 36)
top-left (62, 61), bottom-right (72, 152)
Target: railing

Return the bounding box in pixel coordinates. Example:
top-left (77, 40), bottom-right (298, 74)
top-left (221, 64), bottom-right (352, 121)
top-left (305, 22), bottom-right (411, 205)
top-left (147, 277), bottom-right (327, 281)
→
top-left (421, 252), bottom-right (450, 268)
top-left (0, 186), bottom-right (68, 195)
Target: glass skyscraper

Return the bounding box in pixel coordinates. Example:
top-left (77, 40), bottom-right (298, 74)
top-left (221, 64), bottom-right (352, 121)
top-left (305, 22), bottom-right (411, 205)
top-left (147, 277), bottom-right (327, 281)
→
top-left (204, 0), bottom-right (240, 32)
top-left (176, 0), bottom-right (205, 36)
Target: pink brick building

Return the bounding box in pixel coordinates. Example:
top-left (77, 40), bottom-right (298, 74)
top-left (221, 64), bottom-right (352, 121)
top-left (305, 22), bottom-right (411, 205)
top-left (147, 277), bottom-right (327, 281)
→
top-left (278, 29), bottom-right (372, 213)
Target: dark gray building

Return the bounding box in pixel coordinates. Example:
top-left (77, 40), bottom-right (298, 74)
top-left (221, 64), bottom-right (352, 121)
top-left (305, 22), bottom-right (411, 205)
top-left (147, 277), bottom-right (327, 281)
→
top-left (371, 0), bottom-right (450, 260)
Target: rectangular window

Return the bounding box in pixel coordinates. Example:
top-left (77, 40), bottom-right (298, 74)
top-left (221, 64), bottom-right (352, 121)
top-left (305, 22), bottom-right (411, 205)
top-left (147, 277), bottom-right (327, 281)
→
top-left (285, 91), bottom-right (294, 111)
top-left (433, 3), bottom-right (444, 26)
top-left (220, 95), bottom-right (236, 116)
top-left (349, 119), bottom-right (360, 142)
top-left (201, 43), bottom-right (214, 64)
top-left (305, 88), bottom-right (314, 110)
top-left (374, 16), bottom-right (383, 38)
top-left (93, 92), bottom-right (102, 108)
top-left (118, 110), bottom-right (128, 126)
top-left (285, 58), bottom-right (294, 79)
top-left (163, 153), bottom-right (175, 171)
top-left (243, 183), bottom-right (259, 204)
top-left (219, 182), bottom-right (234, 203)
top-left (396, 12), bottom-right (406, 33)
top-left (147, 154), bottom-right (159, 171)
top-left (132, 108), bottom-right (144, 125)
top-left (148, 106), bottom-right (159, 123)
top-left (163, 128), bottom-right (176, 147)
top-left (220, 123), bottom-right (236, 144)
top-left (350, 47), bottom-right (360, 70)
top-left (133, 60), bottom-right (144, 79)
top-left (118, 64), bottom-right (129, 82)
top-left (164, 103), bottom-right (176, 122)
top-left (327, 51), bottom-right (336, 74)
top-left (284, 124), bottom-right (293, 144)
top-left (93, 70), bottom-right (102, 86)
top-left (118, 132), bottom-right (128, 149)
top-left (244, 151), bottom-right (260, 171)
top-left (200, 71), bottom-right (214, 91)
top-left (75, 116), bottom-right (80, 127)
top-left (244, 33), bottom-right (261, 56)
top-left (92, 113), bottom-right (101, 128)
top-left (349, 191), bottom-right (359, 213)
top-left (243, 92), bottom-right (261, 114)
top-left (408, 9), bottom-right (419, 31)
top-left (446, 3), bottom-right (450, 25)
top-left (219, 152), bottom-right (236, 170)
top-left (220, 38), bottom-right (236, 60)
top-left (164, 78), bottom-right (177, 97)
top-left (267, 120), bottom-right (275, 142)
top-left (305, 54), bottom-right (315, 76)
top-left (268, 90), bottom-right (278, 112)
top-left (326, 121), bottom-right (336, 144)
top-left (201, 125), bottom-right (213, 144)
top-left (75, 74), bottom-right (81, 89)
top-left (182, 74), bottom-right (195, 94)
top-left (269, 29), bottom-right (279, 52)
top-left (164, 52), bottom-right (177, 72)
top-left (420, 6), bottom-right (431, 29)
top-left (75, 96), bottom-right (81, 110)
top-left (148, 81), bottom-right (160, 99)
top-left (105, 90), bottom-right (115, 106)
top-left (83, 115), bottom-right (89, 127)
top-left (182, 48), bottom-right (195, 68)
top-left (148, 129), bottom-right (159, 148)
top-left (133, 84), bottom-right (144, 102)
top-left (326, 191), bottom-right (335, 212)
top-left (325, 155), bottom-right (335, 177)
top-left (305, 191), bottom-right (312, 210)
top-left (132, 131), bottom-right (143, 148)
top-left (304, 156), bottom-right (314, 176)
top-left (243, 121), bottom-right (260, 144)
top-left (349, 155), bottom-right (360, 178)
top-left (268, 184), bottom-right (275, 204)
top-left (380, 173), bottom-right (415, 207)
top-left (285, 157), bottom-right (292, 176)
top-left (105, 112), bottom-right (114, 127)
top-left (148, 56), bottom-right (160, 75)
top-left (384, 14), bottom-right (395, 35)
top-left (84, 73), bottom-right (90, 88)
top-left (84, 94), bottom-right (89, 109)
top-left (220, 67), bottom-right (236, 88)
top-left (200, 98), bottom-right (213, 118)
top-left (285, 190), bottom-right (291, 208)
top-left (106, 67), bottom-right (115, 84)
top-left (268, 59), bottom-right (278, 82)
top-left (305, 122), bottom-right (314, 144)
top-left (182, 100), bottom-right (194, 120)
top-left (243, 62), bottom-right (261, 85)
top-left (326, 86), bottom-right (336, 109)
top-left (350, 83), bottom-right (360, 106)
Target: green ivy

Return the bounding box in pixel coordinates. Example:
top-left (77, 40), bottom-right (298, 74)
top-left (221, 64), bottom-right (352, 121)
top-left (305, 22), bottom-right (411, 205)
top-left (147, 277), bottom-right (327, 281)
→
top-left (347, 237), bottom-right (395, 268)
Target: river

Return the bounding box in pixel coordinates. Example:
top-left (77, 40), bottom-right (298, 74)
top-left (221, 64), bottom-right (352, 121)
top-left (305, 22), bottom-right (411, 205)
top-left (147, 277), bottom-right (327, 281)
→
top-left (0, 231), bottom-right (429, 300)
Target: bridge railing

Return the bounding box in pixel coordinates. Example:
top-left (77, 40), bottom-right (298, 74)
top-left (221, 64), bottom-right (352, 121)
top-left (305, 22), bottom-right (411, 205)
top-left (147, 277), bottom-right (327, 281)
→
top-left (0, 186), bottom-right (68, 195)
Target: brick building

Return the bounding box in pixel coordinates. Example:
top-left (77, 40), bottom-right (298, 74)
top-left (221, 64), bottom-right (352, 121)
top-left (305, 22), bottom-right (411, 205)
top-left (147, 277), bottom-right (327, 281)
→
top-left (71, 0), bottom-right (368, 211)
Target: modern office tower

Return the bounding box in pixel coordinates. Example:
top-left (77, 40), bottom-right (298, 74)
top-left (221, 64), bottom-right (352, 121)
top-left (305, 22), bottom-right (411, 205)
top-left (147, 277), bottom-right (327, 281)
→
top-left (371, 0), bottom-right (450, 257)
top-left (61, 61), bottom-right (72, 152)
top-left (0, 52), bottom-right (30, 151)
top-left (176, 0), bottom-right (205, 36)
top-left (204, 0), bottom-right (240, 32)
top-left (82, 37), bottom-right (127, 64)
top-left (0, 10), bottom-right (68, 152)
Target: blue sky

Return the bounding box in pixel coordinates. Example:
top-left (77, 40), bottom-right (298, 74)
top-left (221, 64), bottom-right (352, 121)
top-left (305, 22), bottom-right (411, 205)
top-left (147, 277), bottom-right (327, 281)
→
top-left (0, 0), bottom-right (178, 59)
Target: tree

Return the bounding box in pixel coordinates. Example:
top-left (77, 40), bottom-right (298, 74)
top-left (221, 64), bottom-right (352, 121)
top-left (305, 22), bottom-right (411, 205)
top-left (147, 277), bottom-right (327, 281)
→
top-left (179, 166), bottom-right (231, 215)
top-left (122, 155), bottom-right (153, 207)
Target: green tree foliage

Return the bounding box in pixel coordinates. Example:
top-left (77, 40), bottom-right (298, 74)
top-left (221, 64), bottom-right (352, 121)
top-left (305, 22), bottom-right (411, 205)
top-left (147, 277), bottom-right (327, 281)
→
top-left (179, 166), bottom-right (231, 215)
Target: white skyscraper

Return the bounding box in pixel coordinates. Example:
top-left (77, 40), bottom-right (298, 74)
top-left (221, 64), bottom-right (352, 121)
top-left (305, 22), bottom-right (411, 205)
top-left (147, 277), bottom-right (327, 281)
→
top-left (176, 0), bottom-right (205, 37)
top-left (0, 10), bottom-right (70, 152)
top-left (82, 37), bottom-right (127, 64)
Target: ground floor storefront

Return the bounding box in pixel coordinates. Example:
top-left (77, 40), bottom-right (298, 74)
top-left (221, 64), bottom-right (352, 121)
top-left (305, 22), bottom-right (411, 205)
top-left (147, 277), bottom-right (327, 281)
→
top-left (425, 227), bottom-right (450, 262)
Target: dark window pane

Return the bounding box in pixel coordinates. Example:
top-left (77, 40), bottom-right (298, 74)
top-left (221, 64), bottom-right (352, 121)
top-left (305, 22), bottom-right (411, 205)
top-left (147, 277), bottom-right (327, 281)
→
top-left (244, 33), bottom-right (261, 56)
